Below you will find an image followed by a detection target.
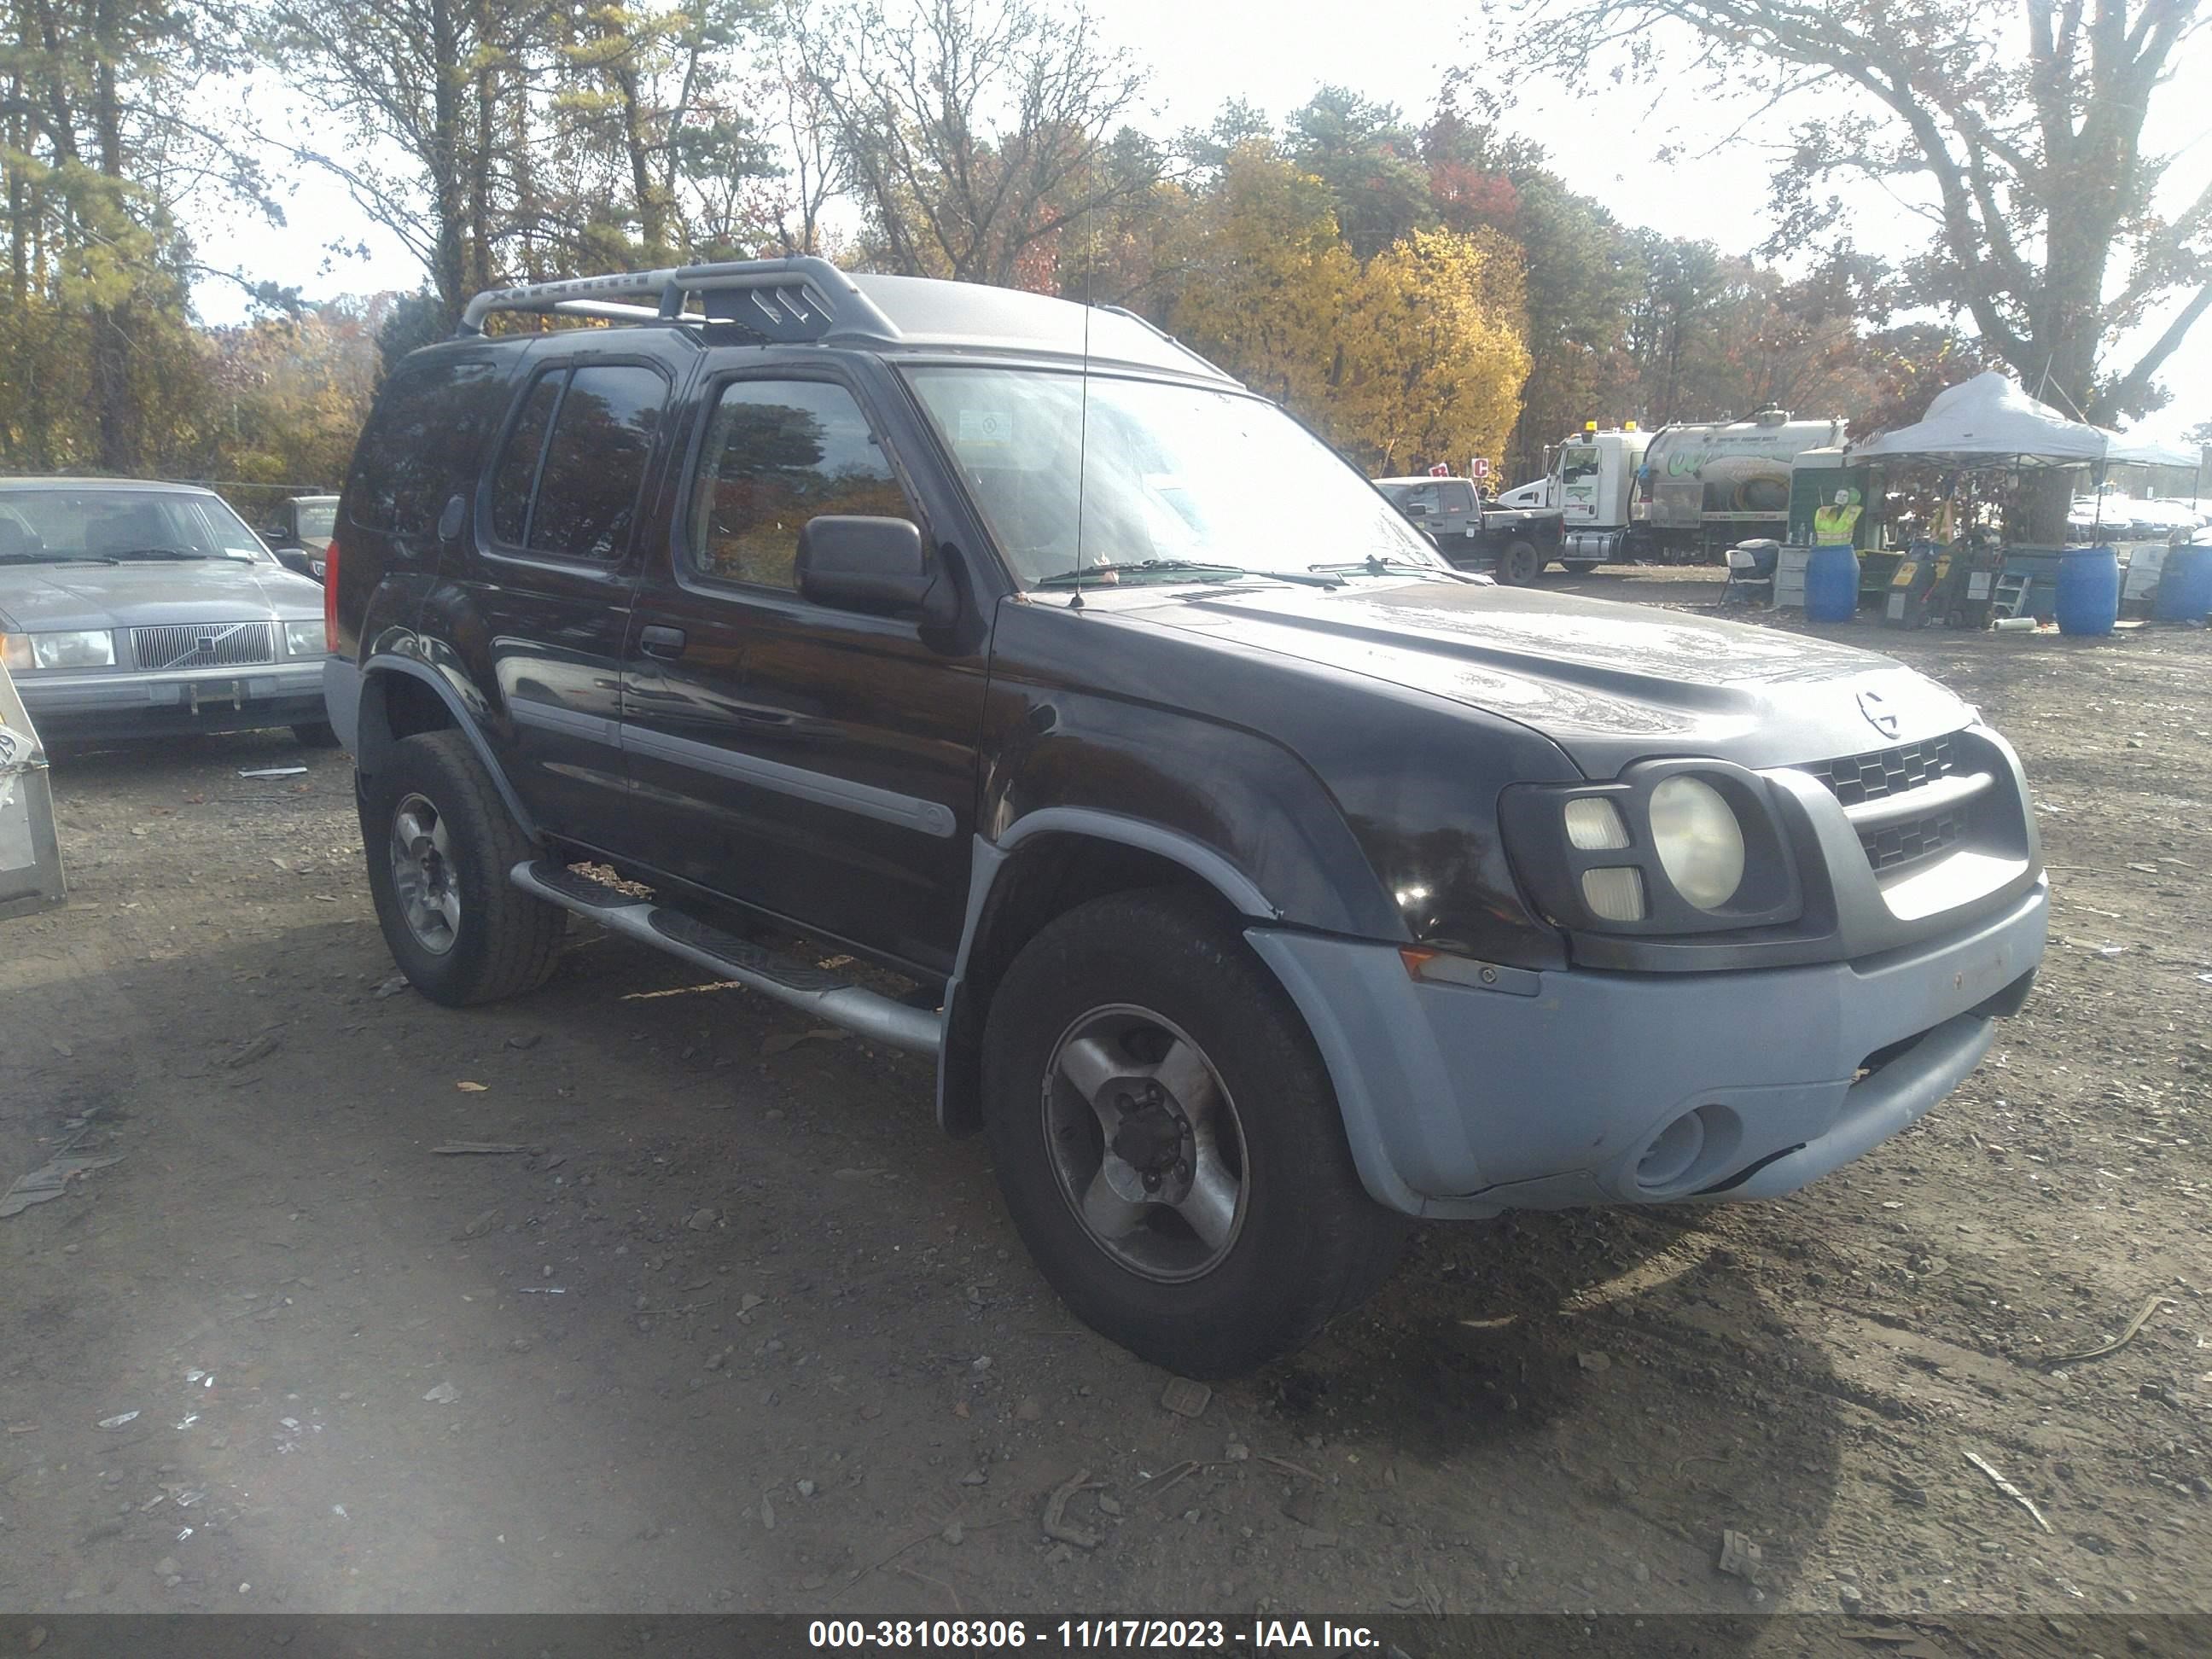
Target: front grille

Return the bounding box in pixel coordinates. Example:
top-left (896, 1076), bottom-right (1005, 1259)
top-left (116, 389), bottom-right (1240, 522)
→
top-left (131, 621), bottom-right (276, 671)
top-left (1802, 734), bottom-right (1956, 807)
top-left (1802, 733), bottom-right (1971, 875)
top-left (1861, 809), bottom-right (1970, 873)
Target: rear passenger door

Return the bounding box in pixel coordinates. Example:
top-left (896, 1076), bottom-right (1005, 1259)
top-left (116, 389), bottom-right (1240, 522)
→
top-left (619, 364), bottom-right (988, 975)
top-left (468, 348), bottom-right (681, 856)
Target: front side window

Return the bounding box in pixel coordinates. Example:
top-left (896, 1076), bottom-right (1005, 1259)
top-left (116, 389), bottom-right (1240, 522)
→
top-left (1560, 445), bottom-right (1600, 481)
top-left (902, 367), bottom-right (1441, 586)
top-left (688, 379), bottom-right (912, 590)
top-left (488, 364), bottom-right (667, 562)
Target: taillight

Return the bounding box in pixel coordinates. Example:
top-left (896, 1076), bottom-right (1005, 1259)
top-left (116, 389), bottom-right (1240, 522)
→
top-left (323, 535), bottom-right (341, 653)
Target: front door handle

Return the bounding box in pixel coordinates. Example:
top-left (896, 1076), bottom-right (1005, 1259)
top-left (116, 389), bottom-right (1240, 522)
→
top-left (639, 625), bottom-right (688, 661)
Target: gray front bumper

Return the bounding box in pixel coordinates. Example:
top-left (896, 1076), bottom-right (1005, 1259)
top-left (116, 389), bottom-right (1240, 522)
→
top-left (16, 660), bottom-right (329, 738)
top-left (1248, 878), bottom-right (2049, 1219)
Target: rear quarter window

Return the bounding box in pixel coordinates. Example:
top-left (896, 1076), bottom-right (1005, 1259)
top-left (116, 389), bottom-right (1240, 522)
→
top-left (346, 355), bottom-right (509, 536)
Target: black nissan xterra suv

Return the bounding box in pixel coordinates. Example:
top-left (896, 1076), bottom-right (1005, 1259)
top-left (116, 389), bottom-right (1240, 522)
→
top-left (323, 259), bottom-right (2048, 1378)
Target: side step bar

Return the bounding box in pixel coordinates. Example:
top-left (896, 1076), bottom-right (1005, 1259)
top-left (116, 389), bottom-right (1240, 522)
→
top-left (510, 861), bottom-right (943, 1057)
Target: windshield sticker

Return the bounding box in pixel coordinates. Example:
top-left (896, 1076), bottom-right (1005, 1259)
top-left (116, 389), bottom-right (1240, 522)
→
top-left (958, 409), bottom-right (1013, 446)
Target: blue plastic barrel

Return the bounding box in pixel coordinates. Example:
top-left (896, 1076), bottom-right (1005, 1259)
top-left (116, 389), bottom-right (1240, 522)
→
top-left (2057, 545), bottom-right (2119, 636)
top-left (2155, 544), bottom-right (2212, 621)
top-left (1804, 544), bottom-right (1859, 622)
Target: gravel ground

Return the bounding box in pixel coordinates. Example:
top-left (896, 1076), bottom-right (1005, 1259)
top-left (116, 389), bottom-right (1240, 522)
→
top-left (1, 570), bottom-right (2208, 1654)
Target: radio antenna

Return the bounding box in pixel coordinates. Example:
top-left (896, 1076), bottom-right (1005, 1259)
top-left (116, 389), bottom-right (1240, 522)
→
top-left (1068, 218), bottom-right (1096, 610)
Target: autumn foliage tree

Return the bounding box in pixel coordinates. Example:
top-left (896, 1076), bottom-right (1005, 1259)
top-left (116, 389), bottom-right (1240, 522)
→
top-left (1170, 148), bottom-right (1528, 474)
top-left (1499, 0), bottom-right (2212, 429)
top-left (1336, 229), bottom-right (1529, 473)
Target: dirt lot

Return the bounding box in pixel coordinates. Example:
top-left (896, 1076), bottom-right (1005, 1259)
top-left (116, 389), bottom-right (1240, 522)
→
top-left (3, 571), bottom-right (2209, 1646)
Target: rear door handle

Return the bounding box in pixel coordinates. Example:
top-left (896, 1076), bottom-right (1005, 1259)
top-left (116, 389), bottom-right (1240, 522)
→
top-left (639, 625), bottom-right (687, 661)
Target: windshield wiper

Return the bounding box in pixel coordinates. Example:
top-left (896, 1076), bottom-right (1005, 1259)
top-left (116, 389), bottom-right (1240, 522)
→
top-left (1309, 556), bottom-right (1479, 580)
top-left (1036, 558), bottom-right (1342, 590)
top-left (104, 546), bottom-right (213, 562)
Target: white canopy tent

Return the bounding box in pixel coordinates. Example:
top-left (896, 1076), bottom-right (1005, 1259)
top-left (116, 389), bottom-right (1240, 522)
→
top-left (1848, 370), bottom-right (2143, 469)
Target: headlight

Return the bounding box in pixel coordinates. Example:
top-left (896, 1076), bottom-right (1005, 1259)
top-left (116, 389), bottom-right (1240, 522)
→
top-left (1648, 775), bottom-right (1746, 910)
top-left (285, 619), bottom-right (329, 656)
top-left (1499, 761), bottom-right (1798, 938)
top-left (3, 629), bottom-right (116, 670)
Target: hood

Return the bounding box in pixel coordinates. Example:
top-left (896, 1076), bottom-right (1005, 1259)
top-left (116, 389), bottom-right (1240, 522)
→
top-left (1115, 578), bottom-right (1973, 776)
top-left (0, 559), bottom-right (325, 634)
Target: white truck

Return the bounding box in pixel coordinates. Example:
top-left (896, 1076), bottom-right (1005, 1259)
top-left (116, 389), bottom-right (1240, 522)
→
top-left (1499, 410), bottom-right (1848, 566)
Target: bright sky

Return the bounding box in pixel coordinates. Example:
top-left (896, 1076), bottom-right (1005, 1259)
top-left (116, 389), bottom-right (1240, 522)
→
top-left (191, 0), bottom-right (2212, 445)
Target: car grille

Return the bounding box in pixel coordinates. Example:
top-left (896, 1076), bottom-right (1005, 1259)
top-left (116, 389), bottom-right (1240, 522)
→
top-left (1802, 734), bottom-right (1956, 807)
top-left (1860, 809), bottom-right (1971, 873)
top-left (131, 621), bottom-right (276, 672)
top-left (1802, 734), bottom-right (1967, 875)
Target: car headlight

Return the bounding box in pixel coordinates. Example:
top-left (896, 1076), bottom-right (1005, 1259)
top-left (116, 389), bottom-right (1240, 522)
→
top-left (2, 629), bottom-right (116, 670)
top-left (1648, 775), bottom-right (1745, 910)
top-left (285, 619), bottom-right (329, 656)
top-left (1499, 761), bottom-right (1798, 936)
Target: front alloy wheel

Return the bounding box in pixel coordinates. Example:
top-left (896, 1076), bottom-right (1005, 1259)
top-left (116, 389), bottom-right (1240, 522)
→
top-left (981, 888), bottom-right (1412, 1377)
top-left (1043, 1005), bottom-right (1248, 1283)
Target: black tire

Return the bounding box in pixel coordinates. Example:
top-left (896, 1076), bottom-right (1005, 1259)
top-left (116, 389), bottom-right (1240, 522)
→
top-left (1495, 538), bottom-right (1542, 585)
top-left (981, 888), bottom-right (1410, 1378)
top-left (293, 721), bottom-right (342, 748)
top-left (359, 730), bottom-right (566, 1007)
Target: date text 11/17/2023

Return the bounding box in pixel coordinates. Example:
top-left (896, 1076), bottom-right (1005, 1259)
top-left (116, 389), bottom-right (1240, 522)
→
top-left (806, 1619), bottom-right (1397, 1651)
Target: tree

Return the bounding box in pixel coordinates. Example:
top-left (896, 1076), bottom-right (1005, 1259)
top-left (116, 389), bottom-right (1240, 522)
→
top-left (1499, 1), bottom-right (2212, 429)
top-left (786, 0), bottom-right (1159, 288)
top-left (1418, 92), bottom-right (1640, 480)
top-left (555, 1), bottom-right (773, 265)
top-left (1284, 86), bottom-right (1434, 260)
top-left (1167, 144), bottom-right (1355, 410)
top-left (264, 0), bottom-right (536, 322)
top-left (1335, 227), bottom-right (1530, 473)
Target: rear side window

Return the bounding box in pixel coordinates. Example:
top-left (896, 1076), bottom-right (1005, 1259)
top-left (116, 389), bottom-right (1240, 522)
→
top-left (688, 379), bottom-right (911, 590)
top-left (347, 357), bottom-right (506, 536)
top-left (488, 364), bottom-right (667, 562)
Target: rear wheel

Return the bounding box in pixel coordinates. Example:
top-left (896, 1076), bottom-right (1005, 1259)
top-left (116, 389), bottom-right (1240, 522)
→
top-left (1495, 539), bottom-right (1542, 585)
top-left (360, 731), bottom-right (566, 1007)
top-left (981, 888), bottom-right (1410, 1377)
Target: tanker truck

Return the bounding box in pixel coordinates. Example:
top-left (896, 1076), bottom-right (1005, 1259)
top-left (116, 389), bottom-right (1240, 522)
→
top-left (1499, 409), bottom-right (1848, 566)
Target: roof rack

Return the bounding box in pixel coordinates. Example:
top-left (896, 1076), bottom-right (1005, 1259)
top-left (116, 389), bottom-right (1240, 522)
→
top-left (456, 257), bottom-right (903, 344)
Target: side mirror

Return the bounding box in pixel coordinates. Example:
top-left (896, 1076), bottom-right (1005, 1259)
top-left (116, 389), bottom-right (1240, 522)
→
top-left (796, 515), bottom-right (955, 626)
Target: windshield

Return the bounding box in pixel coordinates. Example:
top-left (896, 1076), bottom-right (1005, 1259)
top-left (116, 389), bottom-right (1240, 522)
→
top-left (294, 501), bottom-right (338, 540)
top-left (0, 488), bottom-right (272, 564)
top-left (903, 367), bottom-right (1444, 585)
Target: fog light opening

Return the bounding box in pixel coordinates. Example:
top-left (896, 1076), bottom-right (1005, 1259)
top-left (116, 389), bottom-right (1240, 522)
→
top-left (1637, 1110), bottom-right (1708, 1191)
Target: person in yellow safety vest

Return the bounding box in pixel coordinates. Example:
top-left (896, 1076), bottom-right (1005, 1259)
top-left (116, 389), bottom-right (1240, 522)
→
top-left (1813, 489), bottom-right (1862, 546)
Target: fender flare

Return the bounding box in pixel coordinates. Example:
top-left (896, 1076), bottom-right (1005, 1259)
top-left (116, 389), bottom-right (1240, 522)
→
top-left (348, 654), bottom-right (542, 841)
top-left (934, 808), bottom-right (1283, 1135)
